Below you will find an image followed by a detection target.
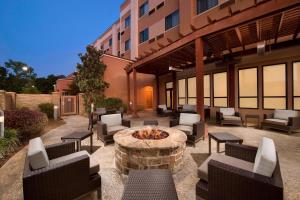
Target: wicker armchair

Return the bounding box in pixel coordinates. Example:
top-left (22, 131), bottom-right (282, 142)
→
top-left (216, 108), bottom-right (242, 126)
top-left (157, 104), bottom-right (174, 117)
top-left (96, 113), bottom-right (130, 145)
top-left (23, 139), bottom-right (101, 200)
top-left (170, 113), bottom-right (205, 146)
top-left (196, 142), bottom-right (283, 200)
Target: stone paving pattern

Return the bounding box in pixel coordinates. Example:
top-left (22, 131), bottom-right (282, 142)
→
top-left (0, 111), bottom-right (300, 200)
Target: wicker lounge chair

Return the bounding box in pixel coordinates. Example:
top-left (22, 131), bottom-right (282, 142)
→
top-left (170, 113), bottom-right (205, 146)
top-left (23, 137), bottom-right (101, 200)
top-left (216, 107), bottom-right (243, 126)
top-left (96, 113), bottom-right (130, 145)
top-left (157, 104), bottom-right (173, 117)
top-left (196, 137), bottom-right (283, 200)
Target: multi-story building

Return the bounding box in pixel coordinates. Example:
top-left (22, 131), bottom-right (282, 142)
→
top-left (92, 0), bottom-right (300, 118)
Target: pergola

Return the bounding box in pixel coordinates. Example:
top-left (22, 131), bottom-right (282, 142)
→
top-left (125, 1), bottom-right (300, 118)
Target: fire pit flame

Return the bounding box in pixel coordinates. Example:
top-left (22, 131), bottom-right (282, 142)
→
top-left (132, 126), bottom-right (169, 140)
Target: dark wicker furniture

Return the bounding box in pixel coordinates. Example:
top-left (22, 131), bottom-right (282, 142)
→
top-left (61, 130), bottom-right (93, 152)
top-left (23, 142), bottom-right (101, 200)
top-left (208, 132), bottom-right (243, 155)
top-left (144, 120), bottom-right (159, 126)
top-left (157, 105), bottom-right (174, 117)
top-left (216, 108), bottom-right (243, 126)
top-left (196, 143), bottom-right (283, 200)
top-left (122, 169), bottom-right (178, 200)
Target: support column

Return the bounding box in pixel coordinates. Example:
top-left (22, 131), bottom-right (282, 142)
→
top-left (195, 38), bottom-right (205, 120)
top-left (127, 72), bottom-right (131, 113)
top-left (172, 71), bottom-right (177, 110)
top-left (156, 74), bottom-right (160, 107)
top-left (132, 68), bottom-right (138, 117)
top-left (228, 64), bottom-right (235, 108)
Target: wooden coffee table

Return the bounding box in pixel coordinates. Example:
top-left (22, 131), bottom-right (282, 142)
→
top-left (208, 132), bottom-right (243, 155)
top-left (61, 130), bottom-right (93, 152)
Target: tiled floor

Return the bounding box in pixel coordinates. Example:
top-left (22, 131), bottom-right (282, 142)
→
top-left (0, 111), bottom-right (299, 200)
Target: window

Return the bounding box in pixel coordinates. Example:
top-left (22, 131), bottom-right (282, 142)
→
top-left (109, 38), bottom-right (112, 46)
top-left (238, 67), bottom-right (258, 108)
top-left (165, 10), bottom-right (179, 31)
top-left (213, 72), bottom-right (228, 107)
top-left (178, 79), bottom-right (186, 105)
top-left (125, 39), bottom-right (130, 51)
top-left (197, 0), bottom-right (218, 14)
top-left (139, 2), bottom-right (149, 17)
top-left (100, 44), bottom-right (104, 50)
top-left (118, 32), bottom-right (121, 40)
top-left (204, 75), bottom-right (210, 106)
top-left (157, 2), bottom-right (165, 10)
top-left (139, 28), bottom-right (149, 43)
top-left (263, 64), bottom-right (286, 109)
top-left (125, 16), bottom-right (131, 28)
top-left (293, 62), bottom-right (300, 110)
top-left (187, 77), bottom-right (196, 105)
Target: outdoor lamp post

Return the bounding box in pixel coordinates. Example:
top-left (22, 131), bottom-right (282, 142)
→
top-left (53, 106), bottom-right (58, 121)
top-left (91, 103), bottom-right (94, 113)
top-left (0, 110), bottom-right (4, 138)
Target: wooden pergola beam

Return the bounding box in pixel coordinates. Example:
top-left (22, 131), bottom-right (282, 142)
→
top-left (274, 13), bottom-right (284, 44)
top-left (235, 27), bottom-right (245, 51)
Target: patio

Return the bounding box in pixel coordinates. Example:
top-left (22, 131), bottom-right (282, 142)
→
top-left (0, 111), bottom-right (300, 200)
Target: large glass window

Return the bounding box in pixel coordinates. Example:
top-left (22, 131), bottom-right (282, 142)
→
top-left (178, 79), bottom-right (186, 105)
top-left (125, 16), bottom-right (131, 28)
top-left (263, 64), bottom-right (286, 109)
top-left (238, 67), bottom-right (258, 108)
top-left (139, 28), bottom-right (149, 43)
top-left (293, 62), bottom-right (300, 110)
top-left (125, 39), bottom-right (130, 51)
top-left (197, 0), bottom-right (218, 14)
top-left (165, 10), bottom-right (179, 31)
top-left (139, 2), bottom-right (149, 17)
top-left (109, 38), bottom-right (112, 46)
top-left (187, 77), bottom-right (196, 105)
top-left (213, 72), bottom-right (228, 107)
top-left (204, 75), bottom-right (210, 106)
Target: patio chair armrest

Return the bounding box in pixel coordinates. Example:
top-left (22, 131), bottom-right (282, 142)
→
top-left (208, 160), bottom-right (283, 200)
top-left (193, 120), bottom-right (205, 137)
top-left (122, 119), bottom-right (131, 128)
top-left (288, 116), bottom-right (300, 128)
top-left (225, 143), bottom-right (257, 163)
top-left (170, 119), bottom-right (179, 127)
top-left (97, 121), bottom-right (108, 136)
top-left (235, 112), bottom-right (241, 117)
top-left (23, 155), bottom-right (90, 200)
top-left (264, 113), bottom-right (274, 119)
top-left (157, 107), bottom-right (164, 115)
top-left (216, 111), bottom-right (223, 123)
top-left (45, 142), bottom-right (76, 160)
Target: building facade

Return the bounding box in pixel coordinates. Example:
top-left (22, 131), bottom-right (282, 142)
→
top-left (92, 0), bottom-right (300, 118)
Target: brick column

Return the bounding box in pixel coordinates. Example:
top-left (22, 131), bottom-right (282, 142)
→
top-left (195, 38), bottom-right (205, 120)
top-left (228, 64), bottom-right (235, 108)
top-left (156, 74), bottom-right (160, 107)
top-left (172, 72), bottom-right (177, 110)
top-left (132, 68), bottom-right (138, 117)
top-left (127, 72), bottom-right (131, 113)
top-left (0, 90), bottom-right (6, 110)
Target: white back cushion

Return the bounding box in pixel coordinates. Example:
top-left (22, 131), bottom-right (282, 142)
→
top-left (274, 109), bottom-right (298, 120)
top-left (101, 114), bottom-right (122, 127)
top-left (253, 137), bottom-right (277, 177)
top-left (179, 113), bottom-right (200, 126)
top-left (158, 105), bottom-right (167, 111)
top-left (28, 137), bottom-right (49, 170)
top-left (220, 108), bottom-right (235, 116)
top-left (182, 104), bottom-right (196, 111)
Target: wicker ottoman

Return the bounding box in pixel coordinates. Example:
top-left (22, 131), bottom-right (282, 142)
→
top-left (122, 169), bottom-right (178, 200)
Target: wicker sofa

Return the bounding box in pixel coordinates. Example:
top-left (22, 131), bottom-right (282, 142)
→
top-left (96, 113), bottom-right (130, 145)
top-left (196, 137), bottom-right (283, 200)
top-left (261, 109), bottom-right (300, 134)
top-left (157, 104), bottom-right (173, 117)
top-left (23, 137), bottom-right (101, 200)
top-left (216, 107), bottom-right (242, 126)
top-left (170, 113), bottom-right (205, 146)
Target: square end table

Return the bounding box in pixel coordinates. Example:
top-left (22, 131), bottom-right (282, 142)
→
top-left (208, 132), bottom-right (243, 154)
top-left (61, 130), bottom-right (93, 153)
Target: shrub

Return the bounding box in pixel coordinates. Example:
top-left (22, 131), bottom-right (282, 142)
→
top-left (0, 129), bottom-right (20, 159)
top-left (103, 98), bottom-right (123, 110)
top-left (4, 109), bottom-right (48, 139)
top-left (38, 103), bottom-right (54, 119)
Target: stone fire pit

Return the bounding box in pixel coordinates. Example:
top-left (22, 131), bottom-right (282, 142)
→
top-left (114, 126), bottom-right (187, 174)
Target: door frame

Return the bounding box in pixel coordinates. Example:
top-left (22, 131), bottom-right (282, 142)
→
top-left (61, 95), bottom-right (78, 116)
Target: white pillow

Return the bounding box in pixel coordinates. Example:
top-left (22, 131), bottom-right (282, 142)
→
top-left (28, 137), bottom-right (49, 170)
top-left (253, 137), bottom-right (277, 177)
top-left (101, 114), bottom-right (122, 127)
top-left (220, 108), bottom-right (235, 116)
top-left (158, 105), bottom-right (167, 111)
top-left (179, 113), bottom-right (200, 126)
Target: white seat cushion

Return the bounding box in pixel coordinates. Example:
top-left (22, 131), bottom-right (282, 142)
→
top-left (274, 109), bottom-right (298, 120)
top-left (28, 137), bottom-right (49, 170)
top-left (264, 118), bottom-right (288, 126)
top-left (220, 108), bottom-right (235, 116)
top-left (223, 115), bottom-right (242, 121)
top-left (173, 125), bottom-right (193, 135)
top-left (198, 153), bottom-right (254, 182)
top-left (101, 114), bottom-right (122, 127)
top-left (253, 137), bottom-right (277, 177)
top-left (50, 150), bottom-right (99, 175)
top-left (158, 105), bottom-right (167, 111)
top-left (179, 113), bottom-right (200, 126)
top-left (107, 125), bottom-right (128, 134)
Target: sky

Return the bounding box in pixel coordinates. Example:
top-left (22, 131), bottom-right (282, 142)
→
top-left (0, 0), bottom-right (124, 77)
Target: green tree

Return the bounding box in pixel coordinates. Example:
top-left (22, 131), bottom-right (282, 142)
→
top-left (75, 45), bottom-right (109, 112)
top-left (36, 74), bottom-right (65, 94)
top-left (0, 66), bottom-right (8, 89)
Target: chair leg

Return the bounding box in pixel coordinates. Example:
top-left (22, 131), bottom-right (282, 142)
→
top-left (97, 186), bottom-right (102, 200)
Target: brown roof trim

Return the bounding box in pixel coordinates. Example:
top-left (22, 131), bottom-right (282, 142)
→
top-left (101, 53), bottom-right (135, 63)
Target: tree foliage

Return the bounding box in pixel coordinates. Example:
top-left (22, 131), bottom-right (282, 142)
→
top-left (75, 45), bottom-right (109, 108)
